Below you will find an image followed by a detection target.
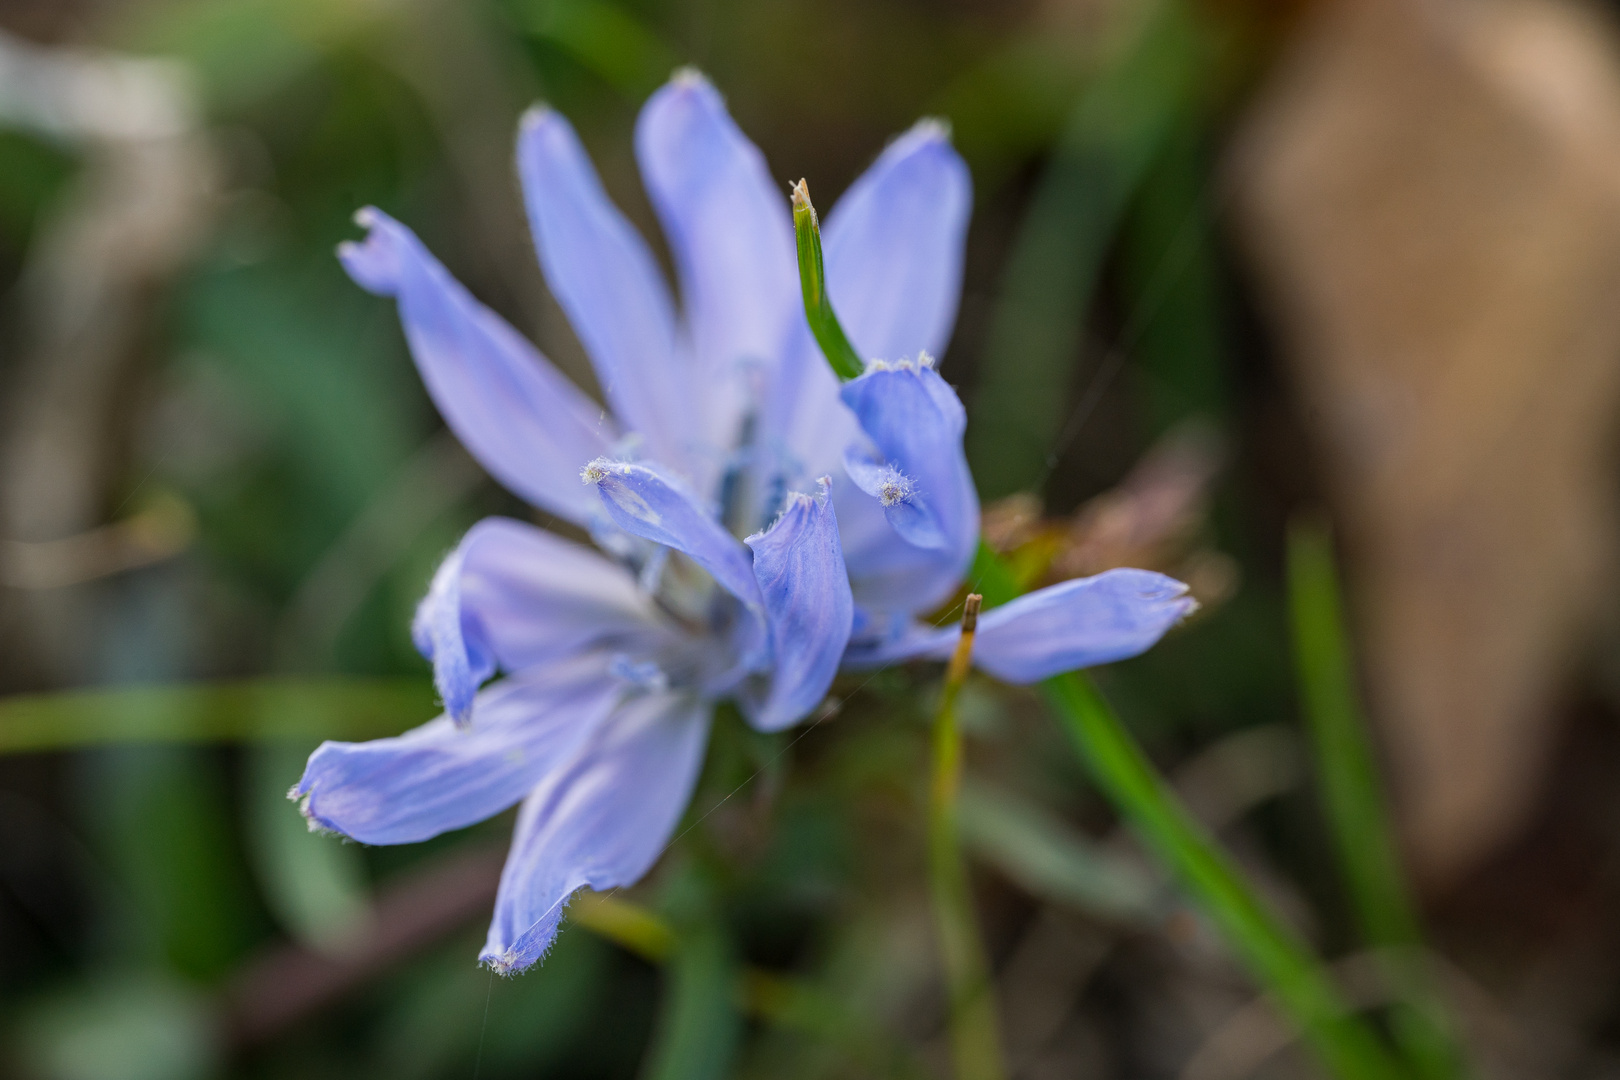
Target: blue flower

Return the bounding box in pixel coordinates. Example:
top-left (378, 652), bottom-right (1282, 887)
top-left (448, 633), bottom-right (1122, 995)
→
top-left (292, 70), bottom-right (1194, 973)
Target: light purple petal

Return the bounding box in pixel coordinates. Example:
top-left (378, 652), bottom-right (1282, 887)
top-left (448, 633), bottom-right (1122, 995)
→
top-left (823, 120), bottom-right (973, 362)
top-left (837, 359), bottom-right (979, 615)
top-left (338, 209), bottom-right (615, 525)
top-left (842, 569), bottom-right (1196, 683)
top-left (582, 460), bottom-right (763, 612)
top-left (456, 517), bottom-right (672, 669)
top-left (411, 543), bottom-right (496, 725)
top-left (636, 71), bottom-right (796, 447)
top-left (292, 657), bottom-right (622, 846)
top-left (412, 517), bottom-right (675, 723)
top-left (480, 691), bottom-right (711, 972)
top-left (741, 478), bottom-right (853, 732)
top-left (517, 108), bottom-right (697, 475)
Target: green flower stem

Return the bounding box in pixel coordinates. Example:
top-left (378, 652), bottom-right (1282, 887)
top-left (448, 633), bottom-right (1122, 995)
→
top-left (928, 595), bottom-right (1007, 1080)
top-left (790, 179), bottom-right (865, 382)
top-left (1043, 672), bottom-right (1405, 1080)
top-left (1287, 517), bottom-right (1463, 1079)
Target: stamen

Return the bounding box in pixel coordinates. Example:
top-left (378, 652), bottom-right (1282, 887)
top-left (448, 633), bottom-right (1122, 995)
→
top-left (876, 468), bottom-right (916, 507)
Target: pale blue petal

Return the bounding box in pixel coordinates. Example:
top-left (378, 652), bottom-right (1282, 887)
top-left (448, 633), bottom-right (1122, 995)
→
top-left (838, 359), bottom-right (979, 615)
top-left (292, 657), bottom-right (622, 846)
top-left (761, 331), bottom-right (858, 489)
top-left (411, 544), bottom-right (495, 726)
top-left (741, 478), bottom-right (853, 732)
top-left (968, 570), bottom-right (1194, 682)
top-left (517, 108), bottom-right (697, 474)
top-left (338, 209), bottom-right (614, 525)
top-left (636, 71), bottom-right (796, 446)
top-left (582, 460), bottom-right (763, 612)
top-left (455, 517), bottom-right (672, 669)
top-left (480, 692), bottom-right (711, 972)
top-left (841, 570), bottom-right (1195, 683)
top-left (823, 120), bottom-right (973, 362)
top-left (412, 517), bottom-right (676, 723)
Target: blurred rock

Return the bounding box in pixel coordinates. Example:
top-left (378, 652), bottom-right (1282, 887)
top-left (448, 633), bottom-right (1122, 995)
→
top-left (1231, 0), bottom-right (1620, 886)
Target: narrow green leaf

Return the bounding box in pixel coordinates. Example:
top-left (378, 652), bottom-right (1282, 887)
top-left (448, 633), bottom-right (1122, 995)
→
top-left (640, 922), bottom-right (742, 1080)
top-left (1044, 671), bottom-right (1405, 1080)
top-left (790, 179), bottom-right (865, 382)
top-left (0, 677), bottom-right (435, 752)
top-left (1288, 517), bottom-right (1463, 1079)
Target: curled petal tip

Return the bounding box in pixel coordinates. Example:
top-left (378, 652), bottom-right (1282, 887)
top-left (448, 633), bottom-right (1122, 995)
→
top-left (908, 116), bottom-right (953, 143)
top-left (482, 948), bottom-right (522, 975)
top-left (294, 792), bottom-right (338, 837)
top-left (352, 206), bottom-right (380, 229)
top-left (1142, 575), bottom-right (1193, 601)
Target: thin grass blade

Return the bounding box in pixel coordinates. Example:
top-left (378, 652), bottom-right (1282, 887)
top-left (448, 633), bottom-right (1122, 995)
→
top-left (1288, 516), bottom-right (1463, 1079)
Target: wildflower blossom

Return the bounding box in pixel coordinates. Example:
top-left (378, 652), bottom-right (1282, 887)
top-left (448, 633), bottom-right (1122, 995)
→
top-left (292, 70), bottom-right (1193, 972)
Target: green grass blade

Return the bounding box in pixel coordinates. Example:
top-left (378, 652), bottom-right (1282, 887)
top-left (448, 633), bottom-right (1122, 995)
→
top-left (790, 179), bottom-right (865, 382)
top-left (1044, 671), bottom-right (1405, 1080)
top-left (640, 921), bottom-right (743, 1080)
top-left (0, 677), bottom-right (435, 752)
top-left (1287, 518), bottom-right (1463, 1079)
